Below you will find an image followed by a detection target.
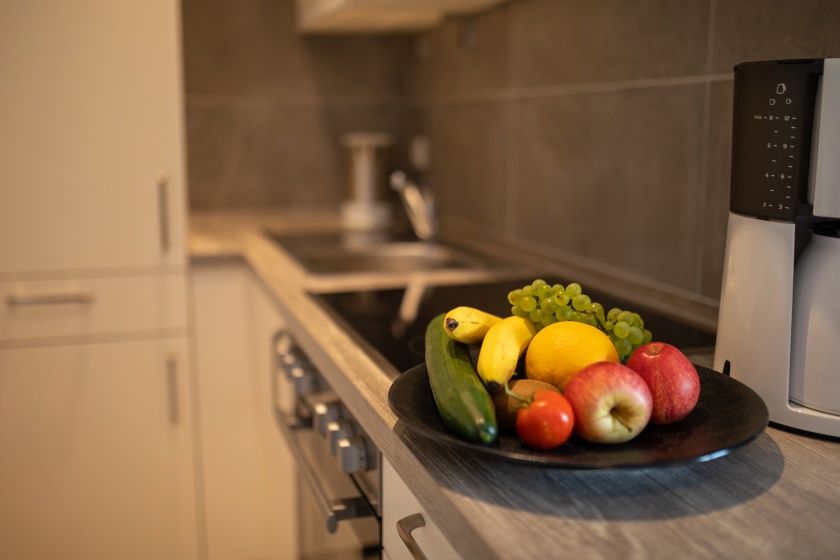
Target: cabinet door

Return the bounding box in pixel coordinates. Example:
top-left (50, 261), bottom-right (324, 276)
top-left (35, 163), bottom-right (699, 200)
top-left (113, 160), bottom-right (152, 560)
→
top-left (382, 459), bottom-right (461, 560)
top-left (191, 261), bottom-right (298, 560)
top-left (0, 0), bottom-right (186, 275)
top-left (0, 338), bottom-right (198, 560)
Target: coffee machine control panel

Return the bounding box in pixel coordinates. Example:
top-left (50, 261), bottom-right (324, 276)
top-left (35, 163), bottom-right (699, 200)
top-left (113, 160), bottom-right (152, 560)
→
top-left (730, 60), bottom-right (823, 221)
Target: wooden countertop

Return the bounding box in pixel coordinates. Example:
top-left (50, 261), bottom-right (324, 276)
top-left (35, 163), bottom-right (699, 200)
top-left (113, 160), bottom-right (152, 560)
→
top-left (190, 211), bottom-right (840, 560)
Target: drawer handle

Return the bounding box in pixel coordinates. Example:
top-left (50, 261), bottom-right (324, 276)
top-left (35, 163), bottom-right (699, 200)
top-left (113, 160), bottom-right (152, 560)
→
top-left (6, 291), bottom-right (96, 305)
top-left (397, 513), bottom-right (428, 560)
top-left (166, 353), bottom-right (179, 425)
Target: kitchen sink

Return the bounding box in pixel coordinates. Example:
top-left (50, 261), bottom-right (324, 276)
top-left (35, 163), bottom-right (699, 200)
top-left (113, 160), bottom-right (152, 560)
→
top-left (266, 231), bottom-right (491, 274)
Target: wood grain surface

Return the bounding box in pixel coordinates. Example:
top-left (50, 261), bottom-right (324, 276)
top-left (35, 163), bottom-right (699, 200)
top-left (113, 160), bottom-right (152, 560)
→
top-left (191, 212), bottom-right (840, 560)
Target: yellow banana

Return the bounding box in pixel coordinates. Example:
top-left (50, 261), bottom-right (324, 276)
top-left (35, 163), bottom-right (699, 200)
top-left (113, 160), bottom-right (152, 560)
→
top-left (477, 316), bottom-right (537, 392)
top-left (443, 306), bottom-right (502, 344)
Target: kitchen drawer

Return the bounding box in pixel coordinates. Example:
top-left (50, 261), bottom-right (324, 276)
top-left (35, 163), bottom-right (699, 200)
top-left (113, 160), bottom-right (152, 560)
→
top-left (0, 274), bottom-right (187, 343)
top-left (382, 459), bottom-right (461, 560)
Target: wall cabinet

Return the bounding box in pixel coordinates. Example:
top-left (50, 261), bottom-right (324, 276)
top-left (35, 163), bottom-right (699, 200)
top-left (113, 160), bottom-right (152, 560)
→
top-left (296, 0), bottom-right (509, 33)
top-left (0, 338), bottom-right (197, 560)
top-left (0, 0), bottom-right (186, 276)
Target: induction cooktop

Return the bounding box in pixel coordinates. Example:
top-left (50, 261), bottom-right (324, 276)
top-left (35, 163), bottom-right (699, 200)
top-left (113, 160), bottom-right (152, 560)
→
top-left (312, 278), bottom-right (716, 376)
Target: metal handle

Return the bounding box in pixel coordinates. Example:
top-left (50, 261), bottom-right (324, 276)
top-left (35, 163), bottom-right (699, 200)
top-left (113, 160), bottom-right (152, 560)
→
top-left (157, 171), bottom-right (170, 253)
top-left (6, 291), bottom-right (95, 305)
top-left (274, 407), bottom-right (373, 533)
top-left (397, 513), bottom-right (428, 560)
top-left (166, 353), bottom-right (178, 425)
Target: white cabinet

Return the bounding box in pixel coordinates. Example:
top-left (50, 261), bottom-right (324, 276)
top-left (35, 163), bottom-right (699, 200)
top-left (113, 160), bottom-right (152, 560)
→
top-left (382, 459), bottom-right (461, 560)
top-left (0, 0), bottom-right (186, 275)
top-left (190, 261), bottom-right (298, 560)
top-left (296, 0), bottom-right (510, 33)
top-left (0, 337), bottom-right (198, 560)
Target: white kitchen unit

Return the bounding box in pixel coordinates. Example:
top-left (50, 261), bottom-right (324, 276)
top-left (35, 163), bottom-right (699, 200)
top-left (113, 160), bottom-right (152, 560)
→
top-left (296, 0), bottom-right (510, 33)
top-left (0, 1), bottom-right (196, 559)
top-left (382, 458), bottom-right (461, 560)
top-left (190, 260), bottom-right (298, 560)
top-left (0, 338), bottom-right (197, 560)
top-left (0, 0), bottom-right (187, 276)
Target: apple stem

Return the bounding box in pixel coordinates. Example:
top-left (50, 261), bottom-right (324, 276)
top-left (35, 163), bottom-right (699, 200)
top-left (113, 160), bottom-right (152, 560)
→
top-left (503, 381), bottom-right (533, 409)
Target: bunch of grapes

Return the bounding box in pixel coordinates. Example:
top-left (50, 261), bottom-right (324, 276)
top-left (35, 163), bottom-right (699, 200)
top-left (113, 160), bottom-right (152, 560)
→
top-left (506, 279), bottom-right (652, 361)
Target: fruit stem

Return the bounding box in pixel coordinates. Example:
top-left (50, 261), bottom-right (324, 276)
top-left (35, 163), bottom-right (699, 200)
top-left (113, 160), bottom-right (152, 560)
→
top-left (504, 381), bottom-right (533, 409)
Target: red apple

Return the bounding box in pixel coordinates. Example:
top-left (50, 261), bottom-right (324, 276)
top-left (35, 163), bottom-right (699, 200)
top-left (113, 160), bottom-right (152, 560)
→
top-left (626, 342), bottom-right (700, 425)
top-left (563, 362), bottom-right (652, 444)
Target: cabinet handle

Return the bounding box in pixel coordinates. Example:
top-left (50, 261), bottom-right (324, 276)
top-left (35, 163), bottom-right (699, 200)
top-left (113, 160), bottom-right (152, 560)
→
top-left (157, 171), bottom-right (170, 253)
top-left (6, 291), bottom-right (95, 305)
top-left (397, 513), bottom-right (428, 560)
top-left (166, 352), bottom-right (178, 425)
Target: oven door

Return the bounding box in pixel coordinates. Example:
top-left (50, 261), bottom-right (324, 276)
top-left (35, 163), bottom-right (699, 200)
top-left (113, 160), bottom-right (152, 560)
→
top-left (272, 331), bottom-right (381, 560)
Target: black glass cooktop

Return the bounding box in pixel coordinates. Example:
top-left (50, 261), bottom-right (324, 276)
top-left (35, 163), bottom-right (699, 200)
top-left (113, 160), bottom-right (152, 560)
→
top-left (313, 278), bottom-right (716, 376)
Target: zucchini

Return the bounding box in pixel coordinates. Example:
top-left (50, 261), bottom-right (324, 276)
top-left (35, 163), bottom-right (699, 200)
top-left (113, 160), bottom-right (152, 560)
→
top-left (425, 314), bottom-right (497, 445)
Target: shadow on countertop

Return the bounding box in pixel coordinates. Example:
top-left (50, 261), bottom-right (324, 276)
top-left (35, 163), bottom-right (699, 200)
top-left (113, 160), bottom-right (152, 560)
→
top-left (394, 425), bottom-right (784, 521)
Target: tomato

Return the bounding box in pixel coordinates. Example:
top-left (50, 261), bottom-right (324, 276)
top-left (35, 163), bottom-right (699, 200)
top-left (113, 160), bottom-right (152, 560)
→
top-left (515, 390), bottom-right (575, 450)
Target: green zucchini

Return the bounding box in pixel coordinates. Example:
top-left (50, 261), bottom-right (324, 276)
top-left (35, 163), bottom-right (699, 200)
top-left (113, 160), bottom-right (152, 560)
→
top-left (425, 314), bottom-right (498, 445)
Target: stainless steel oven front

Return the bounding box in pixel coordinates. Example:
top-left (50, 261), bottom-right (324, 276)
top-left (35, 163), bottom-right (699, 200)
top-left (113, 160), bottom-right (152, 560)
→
top-left (272, 330), bottom-right (381, 560)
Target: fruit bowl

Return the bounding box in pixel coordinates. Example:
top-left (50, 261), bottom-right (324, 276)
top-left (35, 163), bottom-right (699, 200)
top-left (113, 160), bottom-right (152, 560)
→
top-left (388, 363), bottom-right (768, 469)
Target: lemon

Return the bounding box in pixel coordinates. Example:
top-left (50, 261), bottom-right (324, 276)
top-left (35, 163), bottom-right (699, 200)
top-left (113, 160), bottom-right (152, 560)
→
top-left (525, 322), bottom-right (619, 389)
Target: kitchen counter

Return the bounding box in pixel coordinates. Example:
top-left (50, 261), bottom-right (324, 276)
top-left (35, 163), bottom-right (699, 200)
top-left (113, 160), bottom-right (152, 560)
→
top-left (190, 211), bottom-right (840, 559)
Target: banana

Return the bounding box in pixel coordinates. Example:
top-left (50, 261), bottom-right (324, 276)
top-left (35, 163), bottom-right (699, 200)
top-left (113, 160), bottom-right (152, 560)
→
top-left (477, 316), bottom-right (537, 392)
top-left (443, 306), bottom-right (502, 344)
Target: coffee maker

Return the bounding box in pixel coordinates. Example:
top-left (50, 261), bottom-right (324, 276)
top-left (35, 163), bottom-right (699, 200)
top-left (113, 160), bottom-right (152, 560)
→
top-left (714, 58), bottom-right (840, 437)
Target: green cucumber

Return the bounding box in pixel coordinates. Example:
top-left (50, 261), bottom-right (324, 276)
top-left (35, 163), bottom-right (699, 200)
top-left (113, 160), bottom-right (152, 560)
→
top-left (425, 314), bottom-right (497, 445)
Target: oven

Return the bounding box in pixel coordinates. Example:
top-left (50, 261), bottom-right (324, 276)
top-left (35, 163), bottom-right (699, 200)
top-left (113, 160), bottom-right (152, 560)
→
top-left (271, 331), bottom-right (381, 560)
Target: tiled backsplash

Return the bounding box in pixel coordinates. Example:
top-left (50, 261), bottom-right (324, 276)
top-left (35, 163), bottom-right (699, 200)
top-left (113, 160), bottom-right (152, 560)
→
top-left (409, 0), bottom-right (840, 301)
top-left (183, 0), bottom-right (840, 303)
top-left (182, 0), bottom-right (412, 209)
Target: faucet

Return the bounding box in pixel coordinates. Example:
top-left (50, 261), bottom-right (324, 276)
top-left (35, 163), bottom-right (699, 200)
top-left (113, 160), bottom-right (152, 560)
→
top-left (390, 170), bottom-right (437, 241)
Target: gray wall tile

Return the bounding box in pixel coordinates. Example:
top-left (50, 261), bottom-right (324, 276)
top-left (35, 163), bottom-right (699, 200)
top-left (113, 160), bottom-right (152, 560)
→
top-left (508, 85), bottom-right (707, 292)
top-left (702, 80), bottom-right (734, 298)
top-left (511, 0), bottom-right (712, 87)
top-left (710, 0), bottom-right (840, 73)
top-left (428, 102), bottom-right (510, 228)
top-left (407, 4), bottom-right (513, 97)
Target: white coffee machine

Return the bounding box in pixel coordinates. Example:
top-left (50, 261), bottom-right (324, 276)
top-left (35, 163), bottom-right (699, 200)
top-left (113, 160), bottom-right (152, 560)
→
top-left (715, 58), bottom-right (840, 437)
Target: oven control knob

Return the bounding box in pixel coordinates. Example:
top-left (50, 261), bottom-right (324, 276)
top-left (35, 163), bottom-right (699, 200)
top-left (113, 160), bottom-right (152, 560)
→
top-left (313, 401), bottom-right (343, 437)
top-left (289, 365), bottom-right (321, 398)
top-left (336, 435), bottom-right (374, 474)
top-left (326, 419), bottom-right (357, 455)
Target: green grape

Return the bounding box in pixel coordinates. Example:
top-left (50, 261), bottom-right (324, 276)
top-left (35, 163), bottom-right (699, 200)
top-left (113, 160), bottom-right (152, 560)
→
top-left (520, 296), bottom-right (537, 312)
top-left (615, 338), bottom-right (632, 358)
top-left (581, 314), bottom-right (598, 327)
top-left (617, 311), bottom-right (634, 325)
top-left (555, 292), bottom-right (570, 306)
top-left (507, 289), bottom-right (522, 305)
top-left (592, 302), bottom-right (605, 318)
top-left (632, 313), bottom-right (644, 329)
top-left (529, 309), bottom-right (543, 323)
top-left (614, 321), bottom-right (630, 339)
top-left (565, 282), bottom-right (582, 298)
top-left (572, 294), bottom-right (591, 311)
top-left (531, 279), bottom-right (547, 290)
top-left (551, 284), bottom-right (565, 295)
top-left (511, 305), bottom-right (526, 318)
top-left (643, 329), bottom-right (653, 344)
top-left (521, 285), bottom-right (533, 297)
top-left (604, 320), bottom-right (615, 332)
top-left (628, 326), bottom-right (644, 345)
top-left (555, 306), bottom-right (574, 321)
top-left (542, 314), bottom-right (557, 327)
top-left (607, 308), bottom-right (621, 322)
top-left (535, 285), bottom-right (550, 299)
top-left (571, 311), bottom-right (582, 322)
top-left (540, 297), bottom-right (557, 314)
